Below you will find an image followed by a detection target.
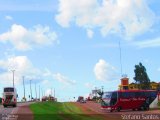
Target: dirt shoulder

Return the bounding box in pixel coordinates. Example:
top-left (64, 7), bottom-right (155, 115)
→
top-left (16, 103), bottom-right (33, 120)
top-left (72, 102), bottom-right (121, 120)
top-left (72, 101), bottom-right (160, 120)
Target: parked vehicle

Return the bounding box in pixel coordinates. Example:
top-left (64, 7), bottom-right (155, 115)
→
top-left (2, 87), bottom-right (17, 107)
top-left (101, 90), bottom-right (157, 112)
top-left (77, 96), bottom-right (84, 102)
top-left (80, 99), bottom-right (86, 103)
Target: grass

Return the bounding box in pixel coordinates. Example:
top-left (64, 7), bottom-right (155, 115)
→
top-left (30, 102), bottom-right (103, 120)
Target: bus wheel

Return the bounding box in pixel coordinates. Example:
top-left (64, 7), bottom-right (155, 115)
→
top-left (117, 107), bottom-right (121, 112)
top-left (110, 109), bottom-right (113, 112)
top-left (13, 104), bottom-right (17, 107)
top-left (132, 108), bottom-right (135, 111)
top-left (144, 106), bottom-right (149, 111)
top-left (3, 105), bottom-right (7, 108)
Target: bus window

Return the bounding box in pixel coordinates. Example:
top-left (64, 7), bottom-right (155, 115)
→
top-left (4, 88), bottom-right (14, 92)
top-left (120, 92), bottom-right (130, 98)
top-left (129, 92), bottom-right (135, 97)
top-left (150, 91), bottom-right (157, 97)
top-left (144, 92), bottom-right (150, 97)
top-left (110, 92), bottom-right (117, 106)
top-left (102, 92), bottom-right (112, 99)
top-left (135, 92), bottom-right (144, 98)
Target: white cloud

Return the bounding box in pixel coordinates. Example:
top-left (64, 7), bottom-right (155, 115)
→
top-left (87, 29), bottom-right (94, 38)
top-left (0, 56), bottom-right (42, 85)
top-left (133, 37), bottom-right (160, 48)
top-left (157, 68), bottom-right (160, 72)
top-left (5, 15), bottom-right (13, 20)
top-left (56, 0), bottom-right (155, 38)
top-left (85, 82), bottom-right (95, 89)
top-left (43, 68), bottom-right (52, 77)
top-left (0, 24), bottom-right (58, 51)
top-left (45, 89), bottom-right (52, 96)
top-left (41, 79), bottom-right (50, 86)
top-left (94, 59), bottom-right (118, 81)
top-left (53, 73), bottom-right (76, 85)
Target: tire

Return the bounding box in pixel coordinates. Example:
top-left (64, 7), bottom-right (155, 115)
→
top-left (3, 105), bottom-right (7, 108)
top-left (132, 108), bottom-right (135, 111)
top-left (117, 107), bottom-right (121, 112)
top-left (13, 104), bottom-right (17, 107)
top-left (110, 109), bottom-right (113, 112)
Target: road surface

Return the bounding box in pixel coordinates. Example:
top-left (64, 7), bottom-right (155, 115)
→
top-left (0, 102), bottom-right (33, 120)
top-left (73, 101), bottom-right (160, 120)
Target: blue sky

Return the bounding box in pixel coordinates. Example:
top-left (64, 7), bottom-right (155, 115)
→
top-left (0, 0), bottom-right (160, 101)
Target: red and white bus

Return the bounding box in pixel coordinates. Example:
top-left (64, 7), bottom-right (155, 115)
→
top-left (101, 90), bottom-right (157, 112)
top-left (2, 87), bottom-right (17, 107)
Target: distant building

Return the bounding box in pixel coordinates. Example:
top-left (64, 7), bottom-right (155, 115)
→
top-left (119, 77), bottom-right (160, 90)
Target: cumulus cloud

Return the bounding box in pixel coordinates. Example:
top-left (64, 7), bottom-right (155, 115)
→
top-left (94, 59), bottom-right (118, 81)
top-left (87, 29), bottom-right (94, 38)
top-left (45, 89), bottom-right (52, 96)
top-left (55, 0), bottom-right (155, 38)
top-left (0, 24), bottom-right (58, 51)
top-left (0, 56), bottom-right (42, 85)
top-left (53, 73), bottom-right (76, 85)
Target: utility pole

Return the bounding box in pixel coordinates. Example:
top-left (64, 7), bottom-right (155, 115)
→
top-left (23, 76), bottom-right (25, 100)
top-left (54, 88), bottom-right (55, 98)
top-left (30, 80), bottom-right (32, 101)
top-left (39, 85), bottom-right (40, 101)
top-left (41, 88), bottom-right (43, 97)
top-left (35, 82), bottom-right (37, 100)
top-left (11, 70), bottom-right (15, 88)
top-left (101, 86), bottom-right (104, 92)
top-left (51, 88), bottom-right (53, 96)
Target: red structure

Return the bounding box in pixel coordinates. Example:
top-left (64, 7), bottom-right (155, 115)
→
top-left (121, 77), bottom-right (129, 90)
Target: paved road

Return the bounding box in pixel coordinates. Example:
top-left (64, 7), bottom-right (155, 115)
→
top-left (74, 101), bottom-right (160, 120)
top-left (0, 102), bottom-right (33, 120)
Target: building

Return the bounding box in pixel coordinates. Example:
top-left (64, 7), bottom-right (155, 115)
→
top-left (119, 77), bottom-right (160, 90)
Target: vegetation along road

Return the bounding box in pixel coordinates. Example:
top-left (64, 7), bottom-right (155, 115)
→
top-left (30, 101), bottom-right (105, 120)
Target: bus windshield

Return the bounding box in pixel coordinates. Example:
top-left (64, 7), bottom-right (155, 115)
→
top-left (4, 88), bottom-right (14, 92)
top-left (102, 92), bottom-right (112, 99)
top-left (102, 92), bottom-right (117, 106)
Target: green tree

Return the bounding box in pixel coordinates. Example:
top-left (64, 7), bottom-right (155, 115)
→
top-left (97, 90), bottom-right (104, 99)
top-left (133, 62), bottom-right (150, 90)
top-left (0, 97), bottom-right (2, 103)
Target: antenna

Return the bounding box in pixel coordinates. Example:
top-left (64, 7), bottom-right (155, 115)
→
top-left (119, 40), bottom-right (123, 76)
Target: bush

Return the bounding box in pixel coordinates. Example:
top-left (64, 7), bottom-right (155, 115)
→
top-left (0, 97), bottom-right (2, 103)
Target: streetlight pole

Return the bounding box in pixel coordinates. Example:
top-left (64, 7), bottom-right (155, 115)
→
top-left (101, 86), bottom-right (104, 92)
top-left (23, 76), bottom-right (25, 100)
top-left (35, 82), bottom-right (37, 100)
top-left (39, 85), bottom-right (40, 101)
top-left (30, 80), bottom-right (32, 101)
top-left (11, 70), bottom-right (15, 88)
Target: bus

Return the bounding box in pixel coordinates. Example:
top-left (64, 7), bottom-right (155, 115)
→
top-left (2, 87), bottom-right (17, 107)
top-left (101, 90), bottom-right (157, 112)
